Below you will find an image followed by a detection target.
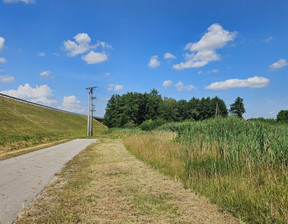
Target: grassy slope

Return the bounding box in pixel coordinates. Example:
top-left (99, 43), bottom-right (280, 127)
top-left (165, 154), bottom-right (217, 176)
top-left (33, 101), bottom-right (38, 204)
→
top-left (0, 96), bottom-right (107, 152)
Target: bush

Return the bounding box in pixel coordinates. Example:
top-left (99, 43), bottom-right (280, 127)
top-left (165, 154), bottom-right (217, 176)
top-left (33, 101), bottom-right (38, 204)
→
top-left (139, 118), bottom-right (166, 131)
top-left (123, 121), bottom-right (137, 129)
top-left (277, 110), bottom-right (288, 123)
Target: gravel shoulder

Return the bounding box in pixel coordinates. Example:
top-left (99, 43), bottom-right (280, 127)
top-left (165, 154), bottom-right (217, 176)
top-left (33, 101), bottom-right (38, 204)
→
top-left (16, 138), bottom-right (243, 223)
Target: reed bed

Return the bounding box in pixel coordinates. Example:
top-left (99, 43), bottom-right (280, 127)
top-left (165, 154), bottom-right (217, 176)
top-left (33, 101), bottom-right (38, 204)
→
top-left (123, 117), bottom-right (288, 223)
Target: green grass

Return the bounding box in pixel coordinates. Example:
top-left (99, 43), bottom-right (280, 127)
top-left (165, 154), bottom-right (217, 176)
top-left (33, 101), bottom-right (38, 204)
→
top-left (0, 96), bottom-right (107, 152)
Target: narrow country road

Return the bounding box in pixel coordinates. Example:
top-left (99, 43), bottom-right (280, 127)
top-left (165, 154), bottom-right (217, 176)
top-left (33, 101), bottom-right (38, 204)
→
top-left (0, 139), bottom-right (97, 224)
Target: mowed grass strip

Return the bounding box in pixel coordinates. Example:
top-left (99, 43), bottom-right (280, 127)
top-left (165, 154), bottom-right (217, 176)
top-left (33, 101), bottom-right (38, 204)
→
top-left (0, 96), bottom-right (107, 155)
top-left (16, 138), bottom-right (241, 224)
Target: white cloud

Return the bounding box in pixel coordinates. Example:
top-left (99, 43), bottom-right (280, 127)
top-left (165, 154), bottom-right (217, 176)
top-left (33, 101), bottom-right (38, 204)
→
top-left (63, 33), bottom-right (111, 65)
top-left (60, 95), bottom-right (84, 113)
top-left (269, 59), bottom-right (288, 70)
top-left (37, 52), bottom-right (45, 57)
top-left (81, 51), bottom-right (108, 64)
top-left (198, 70), bottom-right (202, 75)
top-left (148, 55), bottom-right (160, 68)
top-left (175, 81), bottom-right (195, 91)
top-left (104, 72), bottom-right (111, 76)
top-left (0, 83), bottom-right (57, 105)
top-left (207, 69), bottom-right (219, 74)
top-left (63, 33), bottom-right (111, 58)
top-left (0, 57), bottom-right (7, 63)
top-left (164, 52), bottom-right (176, 60)
top-left (3, 0), bottom-right (35, 3)
top-left (162, 80), bottom-right (172, 88)
top-left (40, 70), bottom-right (51, 76)
top-left (95, 41), bottom-right (112, 50)
top-left (205, 76), bottom-right (270, 90)
top-left (263, 36), bottom-right (273, 43)
top-left (107, 84), bottom-right (123, 91)
top-left (0, 75), bottom-right (14, 83)
top-left (0, 37), bottom-right (5, 52)
top-left (173, 24), bottom-right (236, 70)
top-left (63, 33), bottom-right (94, 57)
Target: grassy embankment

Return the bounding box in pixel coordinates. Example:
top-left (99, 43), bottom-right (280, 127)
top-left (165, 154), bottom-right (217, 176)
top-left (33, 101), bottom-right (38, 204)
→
top-left (122, 117), bottom-right (288, 224)
top-left (0, 96), bottom-right (107, 158)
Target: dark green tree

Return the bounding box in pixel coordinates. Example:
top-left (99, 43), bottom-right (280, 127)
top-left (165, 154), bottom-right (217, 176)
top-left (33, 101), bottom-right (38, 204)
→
top-left (188, 97), bottom-right (200, 120)
top-left (229, 97), bottom-right (245, 118)
top-left (176, 99), bottom-right (190, 121)
top-left (277, 110), bottom-right (288, 123)
top-left (104, 90), bottom-right (229, 128)
top-left (211, 96), bottom-right (228, 118)
top-left (160, 97), bottom-right (177, 121)
top-left (145, 89), bottom-right (162, 121)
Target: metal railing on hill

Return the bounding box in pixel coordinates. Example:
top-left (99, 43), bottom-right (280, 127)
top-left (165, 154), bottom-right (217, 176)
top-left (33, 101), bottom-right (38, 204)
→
top-left (0, 93), bottom-right (104, 121)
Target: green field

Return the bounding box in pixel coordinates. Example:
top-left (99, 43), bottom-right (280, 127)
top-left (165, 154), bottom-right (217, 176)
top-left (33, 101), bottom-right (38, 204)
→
top-left (0, 96), bottom-right (107, 153)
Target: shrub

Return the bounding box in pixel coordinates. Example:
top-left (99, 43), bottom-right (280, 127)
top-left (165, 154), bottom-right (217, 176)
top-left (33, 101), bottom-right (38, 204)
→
top-left (123, 121), bottom-right (137, 129)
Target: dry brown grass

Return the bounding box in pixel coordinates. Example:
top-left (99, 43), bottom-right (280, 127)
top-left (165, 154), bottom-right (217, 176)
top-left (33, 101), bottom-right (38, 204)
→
top-left (16, 138), bottom-right (242, 224)
top-left (0, 139), bottom-right (70, 161)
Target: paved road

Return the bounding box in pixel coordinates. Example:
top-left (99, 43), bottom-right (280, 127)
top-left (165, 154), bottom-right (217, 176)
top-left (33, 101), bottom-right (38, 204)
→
top-left (0, 139), bottom-right (97, 224)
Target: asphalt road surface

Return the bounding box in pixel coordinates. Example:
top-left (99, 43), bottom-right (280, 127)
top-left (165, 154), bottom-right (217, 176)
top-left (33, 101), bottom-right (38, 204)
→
top-left (0, 139), bottom-right (97, 224)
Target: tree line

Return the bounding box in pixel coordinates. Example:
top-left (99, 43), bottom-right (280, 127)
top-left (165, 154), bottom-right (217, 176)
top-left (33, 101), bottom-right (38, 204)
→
top-left (104, 89), bottom-right (232, 128)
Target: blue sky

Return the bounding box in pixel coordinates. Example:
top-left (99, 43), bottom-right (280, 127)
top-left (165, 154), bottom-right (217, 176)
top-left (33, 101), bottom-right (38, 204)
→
top-left (0, 0), bottom-right (287, 119)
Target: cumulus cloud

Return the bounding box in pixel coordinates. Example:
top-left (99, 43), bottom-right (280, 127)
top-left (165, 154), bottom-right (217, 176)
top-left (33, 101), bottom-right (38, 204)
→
top-left (40, 70), bottom-right (51, 76)
top-left (37, 52), bottom-right (45, 57)
top-left (0, 57), bottom-right (7, 63)
top-left (148, 55), bottom-right (160, 68)
top-left (3, 0), bottom-right (35, 3)
top-left (63, 33), bottom-right (111, 64)
top-left (63, 33), bottom-right (111, 58)
top-left (104, 72), bottom-right (111, 76)
top-left (0, 75), bottom-right (14, 83)
top-left (205, 76), bottom-right (270, 90)
top-left (0, 37), bottom-right (5, 52)
top-left (175, 81), bottom-right (195, 91)
top-left (63, 33), bottom-right (93, 57)
top-left (164, 52), bottom-right (176, 60)
top-left (162, 80), bottom-right (172, 88)
top-left (173, 24), bottom-right (236, 70)
top-left (60, 95), bottom-right (84, 113)
top-left (81, 51), bottom-right (108, 64)
top-left (0, 83), bottom-right (57, 105)
top-left (269, 59), bottom-right (288, 70)
top-left (107, 84), bottom-right (123, 91)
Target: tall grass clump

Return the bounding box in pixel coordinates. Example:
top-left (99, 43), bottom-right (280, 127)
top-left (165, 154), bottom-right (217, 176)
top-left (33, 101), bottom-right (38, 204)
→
top-left (178, 117), bottom-right (288, 169)
top-left (177, 117), bottom-right (288, 223)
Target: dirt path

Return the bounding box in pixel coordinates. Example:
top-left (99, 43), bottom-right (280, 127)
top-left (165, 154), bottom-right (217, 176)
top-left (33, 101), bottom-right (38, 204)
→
top-left (16, 139), bottom-right (242, 223)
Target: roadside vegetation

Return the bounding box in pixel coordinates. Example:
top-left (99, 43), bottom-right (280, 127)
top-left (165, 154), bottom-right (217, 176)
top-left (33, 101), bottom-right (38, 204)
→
top-left (16, 138), bottom-right (240, 224)
top-left (0, 96), bottom-right (107, 155)
top-left (122, 117), bottom-right (288, 224)
top-left (103, 90), bottom-right (288, 223)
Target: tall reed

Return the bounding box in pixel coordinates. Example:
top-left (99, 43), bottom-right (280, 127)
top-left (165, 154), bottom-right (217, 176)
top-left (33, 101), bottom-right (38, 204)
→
top-left (123, 117), bottom-right (288, 223)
